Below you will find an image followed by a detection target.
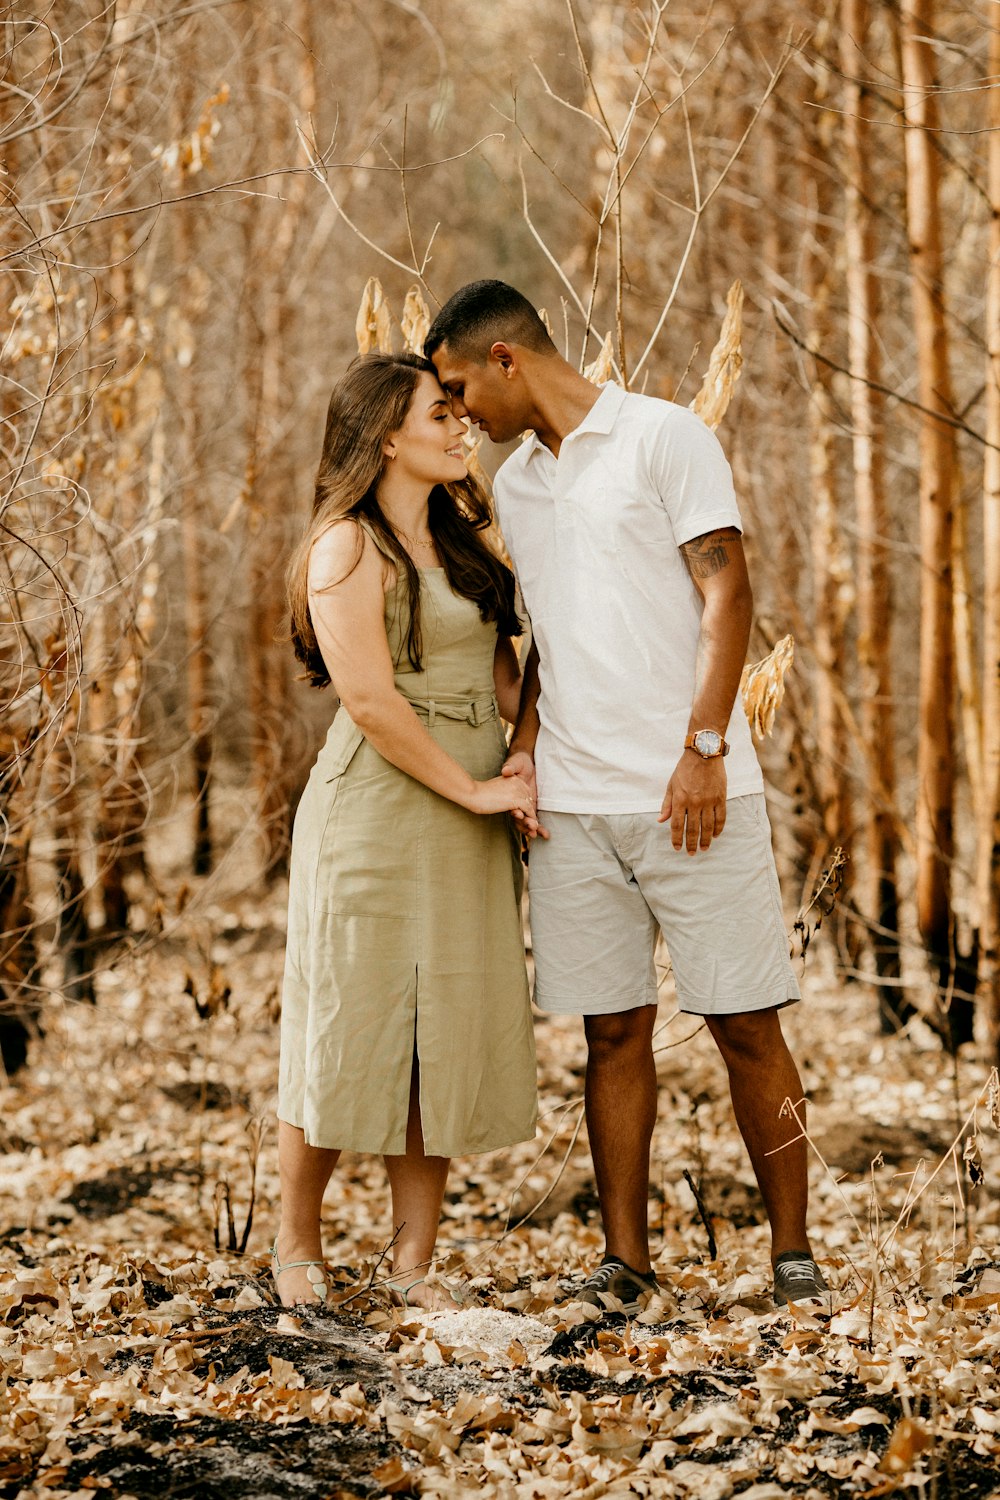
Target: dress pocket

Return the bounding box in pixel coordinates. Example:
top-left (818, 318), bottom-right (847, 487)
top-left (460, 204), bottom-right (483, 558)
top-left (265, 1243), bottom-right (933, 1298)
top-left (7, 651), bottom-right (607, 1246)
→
top-left (322, 713), bottom-right (366, 782)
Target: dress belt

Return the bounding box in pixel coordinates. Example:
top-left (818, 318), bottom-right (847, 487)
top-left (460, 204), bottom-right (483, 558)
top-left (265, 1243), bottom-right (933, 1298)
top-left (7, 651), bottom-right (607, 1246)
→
top-left (403, 690), bottom-right (498, 728)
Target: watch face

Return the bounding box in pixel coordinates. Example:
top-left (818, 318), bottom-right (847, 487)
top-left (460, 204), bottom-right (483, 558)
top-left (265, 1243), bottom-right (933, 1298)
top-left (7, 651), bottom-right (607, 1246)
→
top-left (694, 730), bottom-right (722, 757)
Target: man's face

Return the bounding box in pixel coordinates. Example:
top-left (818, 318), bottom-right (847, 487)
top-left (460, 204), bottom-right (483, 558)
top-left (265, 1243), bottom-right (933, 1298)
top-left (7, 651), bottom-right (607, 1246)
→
top-left (430, 343), bottom-right (529, 445)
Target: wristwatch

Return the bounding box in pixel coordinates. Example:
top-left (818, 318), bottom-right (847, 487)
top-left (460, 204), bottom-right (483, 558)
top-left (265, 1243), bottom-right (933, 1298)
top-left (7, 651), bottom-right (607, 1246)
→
top-left (684, 729), bottom-right (730, 759)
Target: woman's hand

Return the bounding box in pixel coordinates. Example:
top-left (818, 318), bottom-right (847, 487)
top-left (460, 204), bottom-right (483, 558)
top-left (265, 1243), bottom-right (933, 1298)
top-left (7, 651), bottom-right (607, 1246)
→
top-left (465, 773), bottom-right (536, 819)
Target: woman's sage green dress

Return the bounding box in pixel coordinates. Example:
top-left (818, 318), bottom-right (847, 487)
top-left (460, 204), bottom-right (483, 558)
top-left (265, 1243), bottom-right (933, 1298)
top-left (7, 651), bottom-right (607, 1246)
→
top-left (278, 536), bottom-right (537, 1157)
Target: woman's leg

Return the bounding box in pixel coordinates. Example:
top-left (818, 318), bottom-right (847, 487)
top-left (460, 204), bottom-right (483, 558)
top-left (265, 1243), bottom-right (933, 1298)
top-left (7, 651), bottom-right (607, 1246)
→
top-left (382, 1057), bottom-right (453, 1309)
top-left (273, 1120), bottom-right (340, 1306)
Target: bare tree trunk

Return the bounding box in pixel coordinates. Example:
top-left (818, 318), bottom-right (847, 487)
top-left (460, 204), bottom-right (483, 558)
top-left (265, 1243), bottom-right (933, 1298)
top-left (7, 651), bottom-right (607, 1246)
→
top-left (900, 0), bottom-right (974, 1042)
top-left (243, 1), bottom-right (317, 878)
top-left (48, 705), bottom-right (97, 1004)
top-left (841, 0), bottom-right (906, 1028)
top-left (85, 15), bottom-right (150, 932)
top-left (980, 4), bottom-right (1000, 1048)
top-left (803, 64), bottom-right (857, 967)
top-left (93, 251), bottom-right (151, 929)
top-left (172, 81), bottom-right (215, 878)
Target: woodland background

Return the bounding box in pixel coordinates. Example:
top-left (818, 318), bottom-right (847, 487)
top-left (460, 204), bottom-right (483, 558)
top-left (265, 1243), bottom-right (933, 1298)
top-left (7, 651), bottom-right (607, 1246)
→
top-left (2, 0), bottom-right (999, 1053)
top-left (3, 3), bottom-right (1000, 1496)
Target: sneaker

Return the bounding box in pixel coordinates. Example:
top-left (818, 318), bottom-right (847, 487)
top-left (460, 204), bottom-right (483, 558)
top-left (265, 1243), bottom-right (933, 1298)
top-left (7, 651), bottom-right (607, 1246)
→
top-left (773, 1250), bottom-right (828, 1308)
top-left (563, 1257), bottom-right (660, 1316)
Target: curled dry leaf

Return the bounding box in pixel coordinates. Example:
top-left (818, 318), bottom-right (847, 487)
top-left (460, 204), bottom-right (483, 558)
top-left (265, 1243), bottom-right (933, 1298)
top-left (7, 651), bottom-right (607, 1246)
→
top-left (400, 286), bottom-right (430, 354)
top-left (689, 280), bottom-right (744, 431)
top-left (740, 634), bottom-right (795, 740)
top-left (5, 888), bottom-right (1000, 1496)
top-left (356, 276), bottom-right (393, 355)
top-left (583, 331), bottom-right (614, 385)
top-left (153, 85), bottom-right (229, 179)
top-left (673, 1401), bottom-right (754, 1442)
top-left (371, 1455), bottom-right (417, 1494)
top-left (807, 1405), bottom-right (890, 1434)
top-left (878, 1415), bottom-right (932, 1474)
top-left (963, 1132), bottom-right (985, 1187)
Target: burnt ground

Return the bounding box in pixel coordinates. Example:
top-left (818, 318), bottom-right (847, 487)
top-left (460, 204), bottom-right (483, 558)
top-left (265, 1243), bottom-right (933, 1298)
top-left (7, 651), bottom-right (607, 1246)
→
top-left (3, 1300), bottom-right (990, 1500)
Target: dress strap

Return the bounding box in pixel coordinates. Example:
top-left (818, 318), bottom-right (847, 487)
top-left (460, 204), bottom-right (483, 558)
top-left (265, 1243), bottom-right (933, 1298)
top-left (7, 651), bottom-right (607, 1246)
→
top-left (356, 516), bottom-right (400, 565)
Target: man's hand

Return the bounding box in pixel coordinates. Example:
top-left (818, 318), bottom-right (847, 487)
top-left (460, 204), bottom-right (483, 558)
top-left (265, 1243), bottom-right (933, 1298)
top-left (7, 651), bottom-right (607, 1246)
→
top-left (502, 749), bottom-right (548, 839)
top-left (659, 752), bottom-right (727, 854)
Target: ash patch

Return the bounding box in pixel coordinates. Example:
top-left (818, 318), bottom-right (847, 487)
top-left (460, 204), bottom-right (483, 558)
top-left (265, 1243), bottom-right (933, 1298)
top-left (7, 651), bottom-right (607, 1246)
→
top-left (62, 1411), bottom-right (398, 1500)
top-left (63, 1166), bottom-right (157, 1218)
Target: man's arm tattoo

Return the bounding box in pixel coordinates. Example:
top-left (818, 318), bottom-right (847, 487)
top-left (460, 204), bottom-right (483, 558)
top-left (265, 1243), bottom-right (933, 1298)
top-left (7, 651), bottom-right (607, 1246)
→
top-left (680, 530), bottom-right (733, 580)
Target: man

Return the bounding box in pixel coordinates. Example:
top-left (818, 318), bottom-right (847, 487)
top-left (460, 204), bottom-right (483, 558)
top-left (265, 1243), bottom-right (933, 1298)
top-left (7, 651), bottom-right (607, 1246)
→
top-left (426, 280), bottom-right (826, 1312)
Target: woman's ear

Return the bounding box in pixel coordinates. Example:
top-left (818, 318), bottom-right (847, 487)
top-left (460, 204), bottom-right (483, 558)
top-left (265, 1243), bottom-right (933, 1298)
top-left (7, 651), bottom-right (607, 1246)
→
top-left (382, 441), bottom-right (396, 461)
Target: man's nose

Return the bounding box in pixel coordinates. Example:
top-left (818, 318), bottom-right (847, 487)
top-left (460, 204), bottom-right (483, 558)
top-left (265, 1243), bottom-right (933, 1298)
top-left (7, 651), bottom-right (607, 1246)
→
top-left (450, 394), bottom-right (469, 419)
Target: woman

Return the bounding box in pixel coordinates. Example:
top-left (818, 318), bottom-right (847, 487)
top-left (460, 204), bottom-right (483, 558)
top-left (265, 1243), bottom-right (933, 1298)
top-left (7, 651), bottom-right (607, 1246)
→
top-left (272, 351), bottom-right (538, 1310)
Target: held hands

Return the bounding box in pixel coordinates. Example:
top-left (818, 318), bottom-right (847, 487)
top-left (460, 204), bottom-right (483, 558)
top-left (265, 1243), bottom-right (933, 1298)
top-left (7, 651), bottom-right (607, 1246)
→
top-left (501, 750), bottom-right (548, 840)
top-left (467, 770), bottom-right (536, 821)
top-left (659, 751), bottom-right (727, 854)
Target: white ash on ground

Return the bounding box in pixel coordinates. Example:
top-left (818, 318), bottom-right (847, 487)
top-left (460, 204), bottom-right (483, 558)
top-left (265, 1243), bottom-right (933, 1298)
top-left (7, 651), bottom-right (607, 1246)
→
top-left (411, 1307), bottom-right (554, 1354)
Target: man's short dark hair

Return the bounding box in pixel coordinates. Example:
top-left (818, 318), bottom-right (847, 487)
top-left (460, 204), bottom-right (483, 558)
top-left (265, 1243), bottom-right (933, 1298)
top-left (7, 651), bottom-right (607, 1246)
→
top-left (424, 280), bottom-right (557, 363)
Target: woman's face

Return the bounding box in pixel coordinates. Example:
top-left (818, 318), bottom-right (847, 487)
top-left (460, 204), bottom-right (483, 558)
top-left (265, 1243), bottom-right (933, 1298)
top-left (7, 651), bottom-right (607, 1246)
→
top-left (383, 371), bottom-right (468, 487)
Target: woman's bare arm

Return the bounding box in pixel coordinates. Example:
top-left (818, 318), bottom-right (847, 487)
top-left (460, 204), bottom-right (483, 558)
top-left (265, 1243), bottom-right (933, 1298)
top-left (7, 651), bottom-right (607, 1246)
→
top-left (308, 523), bottom-right (534, 820)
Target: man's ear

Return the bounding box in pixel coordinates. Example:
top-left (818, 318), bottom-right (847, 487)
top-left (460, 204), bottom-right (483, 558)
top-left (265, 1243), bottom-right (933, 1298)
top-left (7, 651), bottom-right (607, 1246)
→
top-left (489, 340), bottom-right (517, 377)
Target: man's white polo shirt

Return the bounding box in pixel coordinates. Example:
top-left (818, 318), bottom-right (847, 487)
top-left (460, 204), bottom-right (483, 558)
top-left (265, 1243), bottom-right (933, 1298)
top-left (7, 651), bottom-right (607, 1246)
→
top-left (492, 381), bottom-right (764, 813)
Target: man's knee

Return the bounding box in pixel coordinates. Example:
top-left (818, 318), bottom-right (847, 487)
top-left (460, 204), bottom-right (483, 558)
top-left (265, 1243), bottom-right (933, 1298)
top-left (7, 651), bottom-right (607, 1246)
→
top-left (585, 1007), bottom-right (655, 1061)
top-left (707, 1007), bottom-right (784, 1063)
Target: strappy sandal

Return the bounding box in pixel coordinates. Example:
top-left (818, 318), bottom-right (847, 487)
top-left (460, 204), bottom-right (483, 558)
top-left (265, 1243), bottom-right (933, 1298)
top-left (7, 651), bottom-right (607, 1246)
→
top-left (270, 1239), bottom-right (330, 1308)
top-left (384, 1273), bottom-right (462, 1312)
top-left (384, 1274), bottom-right (428, 1308)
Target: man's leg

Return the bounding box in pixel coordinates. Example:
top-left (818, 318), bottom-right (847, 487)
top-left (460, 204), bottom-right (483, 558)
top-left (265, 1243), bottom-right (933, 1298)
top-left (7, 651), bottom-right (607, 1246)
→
top-left (705, 1008), bottom-right (810, 1262)
top-left (583, 1005), bottom-right (658, 1273)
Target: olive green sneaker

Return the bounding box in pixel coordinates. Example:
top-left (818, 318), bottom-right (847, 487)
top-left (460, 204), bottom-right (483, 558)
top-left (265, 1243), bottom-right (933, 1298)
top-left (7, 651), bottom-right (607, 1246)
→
top-left (773, 1251), bottom-right (828, 1308)
top-left (563, 1257), bottom-right (660, 1316)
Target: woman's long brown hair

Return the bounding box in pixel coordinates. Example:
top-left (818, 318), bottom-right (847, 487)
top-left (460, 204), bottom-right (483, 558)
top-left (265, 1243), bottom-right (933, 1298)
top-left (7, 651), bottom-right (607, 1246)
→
top-left (287, 352), bottom-right (520, 689)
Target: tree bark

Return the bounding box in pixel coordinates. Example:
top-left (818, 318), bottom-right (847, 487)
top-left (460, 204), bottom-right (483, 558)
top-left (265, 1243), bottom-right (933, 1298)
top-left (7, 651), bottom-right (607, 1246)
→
top-left (804, 59), bottom-right (857, 968)
top-left (243, 0), bottom-right (318, 878)
top-left (171, 77), bottom-right (215, 878)
top-left (980, 3), bottom-right (1000, 1047)
top-left (841, 0), bottom-right (906, 1028)
top-left (81, 6), bottom-right (150, 932)
top-left (899, 0), bottom-right (973, 1041)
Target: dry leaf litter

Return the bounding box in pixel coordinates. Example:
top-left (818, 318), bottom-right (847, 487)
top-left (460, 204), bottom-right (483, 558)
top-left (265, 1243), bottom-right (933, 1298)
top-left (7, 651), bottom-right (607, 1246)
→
top-left (2, 876), bottom-right (999, 1499)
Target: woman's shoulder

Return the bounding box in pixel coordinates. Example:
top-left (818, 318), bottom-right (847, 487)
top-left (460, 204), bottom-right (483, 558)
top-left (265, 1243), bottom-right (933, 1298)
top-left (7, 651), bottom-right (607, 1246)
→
top-left (309, 517), bottom-right (365, 578)
top-left (309, 516), bottom-right (401, 599)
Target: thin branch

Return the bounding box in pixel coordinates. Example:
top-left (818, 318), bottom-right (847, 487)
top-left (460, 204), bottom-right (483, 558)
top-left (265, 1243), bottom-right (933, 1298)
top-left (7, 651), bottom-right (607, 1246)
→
top-left (1, 135), bottom-right (505, 267)
top-left (632, 33), bottom-right (800, 381)
top-left (772, 303), bottom-right (997, 451)
top-left (516, 156), bottom-right (590, 325)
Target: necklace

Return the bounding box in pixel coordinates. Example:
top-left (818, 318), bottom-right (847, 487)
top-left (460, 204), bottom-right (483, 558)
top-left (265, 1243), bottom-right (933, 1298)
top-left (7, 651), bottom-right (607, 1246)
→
top-left (394, 526), bottom-right (436, 551)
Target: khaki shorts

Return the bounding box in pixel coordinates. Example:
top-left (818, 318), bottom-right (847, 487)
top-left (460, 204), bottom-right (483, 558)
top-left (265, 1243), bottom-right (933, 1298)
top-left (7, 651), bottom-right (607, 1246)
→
top-left (528, 794), bottom-right (801, 1017)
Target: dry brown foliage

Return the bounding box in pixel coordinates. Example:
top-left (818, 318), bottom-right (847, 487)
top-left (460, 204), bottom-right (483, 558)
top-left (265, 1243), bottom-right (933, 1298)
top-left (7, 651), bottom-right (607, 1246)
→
top-left (741, 636), bottom-right (796, 742)
top-left (1, 894), bottom-right (999, 1496)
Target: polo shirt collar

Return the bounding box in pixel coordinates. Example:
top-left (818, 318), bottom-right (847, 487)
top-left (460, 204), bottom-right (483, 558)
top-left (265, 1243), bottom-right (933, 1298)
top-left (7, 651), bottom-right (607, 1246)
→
top-left (523, 380), bottom-right (626, 460)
